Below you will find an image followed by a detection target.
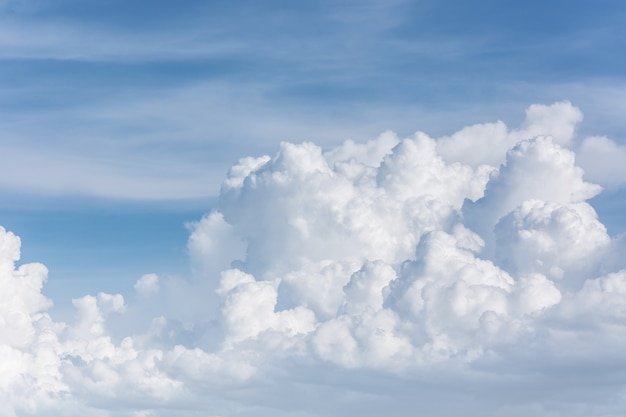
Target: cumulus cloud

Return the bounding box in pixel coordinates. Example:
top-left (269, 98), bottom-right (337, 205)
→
top-left (577, 135), bottom-right (626, 187)
top-left (134, 274), bottom-right (160, 297)
top-left (463, 135), bottom-right (602, 251)
top-left (494, 200), bottom-right (610, 287)
top-left (2, 102), bottom-right (626, 416)
top-left (436, 101), bottom-right (583, 167)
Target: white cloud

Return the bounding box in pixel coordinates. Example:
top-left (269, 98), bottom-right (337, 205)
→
top-left (577, 135), bottom-right (626, 188)
top-left (463, 135), bottom-right (601, 248)
top-left (494, 200), bottom-right (610, 288)
top-left (436, 101), bottom-right (583, 167)
top-left (3, 103), bottom-right (626, 416)
top-left (134, 274), bottom-right (160, 297)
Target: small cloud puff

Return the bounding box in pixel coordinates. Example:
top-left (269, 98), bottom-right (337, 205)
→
top-left (134, 273), bottom-right (160, 297)
top-left (577, 135), bottom-right (626, 188)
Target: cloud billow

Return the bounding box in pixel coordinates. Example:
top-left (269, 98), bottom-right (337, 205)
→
top-left (2, 102), bottom-right (626, 417)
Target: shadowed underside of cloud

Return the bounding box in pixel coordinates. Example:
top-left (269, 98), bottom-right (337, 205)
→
top-left (2, 102), bottom-right (626, 417)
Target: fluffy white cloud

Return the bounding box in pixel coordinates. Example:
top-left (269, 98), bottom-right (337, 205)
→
top-left (494, 200), bottom-right (610, 288)
top-left (577, 135), bottom-right (626, 187)
top-left (2, 102), bottom-right (626, 416)
top-left (134, 274), bottom-right (160, 297)
top-left (436, 101), bottom-right (583, 167)
top-left (463, 135), bottom-right (601, 249)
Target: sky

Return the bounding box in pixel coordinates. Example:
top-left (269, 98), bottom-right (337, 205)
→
top-left (2, 1), bottom-right (626, 416)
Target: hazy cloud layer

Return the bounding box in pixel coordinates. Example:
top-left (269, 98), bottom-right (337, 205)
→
top-left (2, 102), bottom-right (626, 416)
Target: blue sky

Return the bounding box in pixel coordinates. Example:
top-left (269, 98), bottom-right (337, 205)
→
top-left (2, 2), bottom-right (626, 416)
